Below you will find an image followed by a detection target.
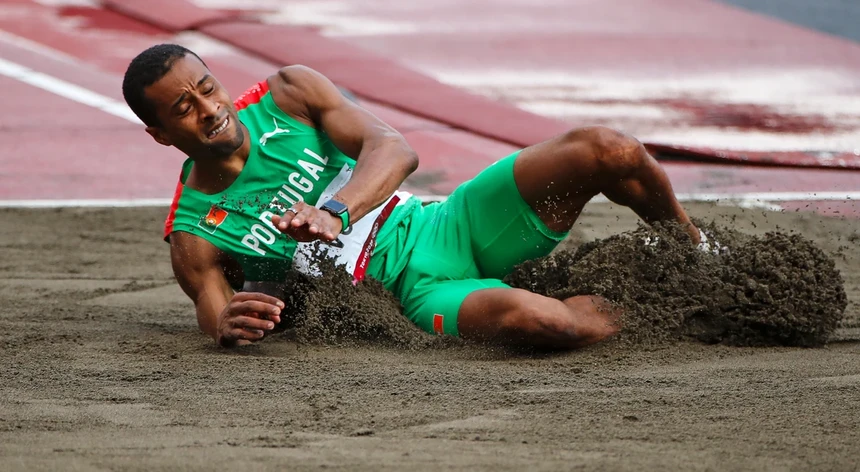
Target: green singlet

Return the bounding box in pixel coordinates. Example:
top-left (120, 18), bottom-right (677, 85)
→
top-left (165, 80), bottom-right (568, 337)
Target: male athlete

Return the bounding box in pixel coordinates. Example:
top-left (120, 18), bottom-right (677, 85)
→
top-left (123, 44), bottom-right (706, 350)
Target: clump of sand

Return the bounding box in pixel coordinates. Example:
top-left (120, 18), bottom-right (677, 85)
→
top-left (276, 254), bottom-right (454, 350)
top-left (505, 220), bottom-right (847, 347)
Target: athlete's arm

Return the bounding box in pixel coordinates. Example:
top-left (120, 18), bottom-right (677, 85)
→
top-left (268, 65), bottom-right (419, 242)
top-left (170, 232), bottom-right (284, 347)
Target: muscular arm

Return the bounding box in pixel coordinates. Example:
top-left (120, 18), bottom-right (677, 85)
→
top-left (170, 232), bottom-right (233, 341)
top-left (170, 232), bottom-right (283, 347)
top-left (268, 66), bottom-right (419, 223)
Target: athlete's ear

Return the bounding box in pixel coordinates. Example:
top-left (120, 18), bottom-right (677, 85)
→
top-left (146, 126), bottom-right (172, 147)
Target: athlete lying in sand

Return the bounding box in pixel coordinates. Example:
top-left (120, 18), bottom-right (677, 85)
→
top-left (123, 44), bottom-right (709, 350)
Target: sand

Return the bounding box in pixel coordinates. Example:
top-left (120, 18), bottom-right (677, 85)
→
top-left (506, 220), bottom-right (847, 347)
top-left (1, 202), bottom-right (859, 471)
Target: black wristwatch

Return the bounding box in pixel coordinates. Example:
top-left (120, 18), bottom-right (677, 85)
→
top-left (320, 199), bottom-right (350, 232)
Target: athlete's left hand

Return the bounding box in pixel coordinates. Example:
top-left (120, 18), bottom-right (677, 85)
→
top-left (272, 202), bottom-right (342, 243)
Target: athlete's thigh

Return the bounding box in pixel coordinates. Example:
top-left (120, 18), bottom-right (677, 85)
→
top-left (458, 151), bottom-right (568, 279)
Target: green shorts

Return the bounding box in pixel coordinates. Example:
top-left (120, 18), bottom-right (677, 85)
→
top-left (367, 151), bottom-right (568, 337)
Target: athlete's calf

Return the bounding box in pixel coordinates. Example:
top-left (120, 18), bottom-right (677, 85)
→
top-left (458, 288), bottom-right (620, 349)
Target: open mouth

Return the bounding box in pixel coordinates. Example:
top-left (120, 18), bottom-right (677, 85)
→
top-left (208, 116), bottom-right (230, 139)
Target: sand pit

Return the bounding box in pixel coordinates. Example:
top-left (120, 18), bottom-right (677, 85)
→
top-left (1, 203), bottom-right (858, 470)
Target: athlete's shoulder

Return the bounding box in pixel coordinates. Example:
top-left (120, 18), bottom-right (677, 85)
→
top-left (272, 65), bottom-right (325, 88)
top-left (233, 66), bottom-right (335, 113)
top-left (270, 66), bottom-right (342, 110)
top-left (231, 65), bottom-right (314, 109)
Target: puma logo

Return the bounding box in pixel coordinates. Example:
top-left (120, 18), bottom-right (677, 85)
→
top-left (259, 117), bottom-right (290, 146)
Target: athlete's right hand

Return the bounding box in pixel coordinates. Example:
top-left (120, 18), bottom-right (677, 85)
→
top-left (216, 292), bottom-right (285, 348)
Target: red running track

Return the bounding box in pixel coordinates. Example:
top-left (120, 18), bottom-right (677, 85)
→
top-left (0, 0), bottom-right (857, 217)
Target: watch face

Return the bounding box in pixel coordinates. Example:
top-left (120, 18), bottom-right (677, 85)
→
top-left (322, 199), bottom-right (347, 214)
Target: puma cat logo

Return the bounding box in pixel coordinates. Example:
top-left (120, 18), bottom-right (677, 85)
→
top-left (259, 117), bottom-right (290, 146)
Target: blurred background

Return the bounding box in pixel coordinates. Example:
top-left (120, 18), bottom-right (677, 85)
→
top-left (0, 0), bottom-right (858, 217)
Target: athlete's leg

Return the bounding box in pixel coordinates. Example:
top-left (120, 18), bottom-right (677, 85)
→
top-left (514, 126), bottom-right (699, 243)
top-left (456, 126), bottom-right (697, 281)
top-left (394, 191), bottom-right (620, 348)
top-left (449, 126), bottom-right (694, 346)
top-left (401, 276), bottom-right (620, 348)
top-left (457, 288), bottom-right (620, 349)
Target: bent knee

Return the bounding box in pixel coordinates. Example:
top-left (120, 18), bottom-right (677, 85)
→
top-left (562, 126), bottom-right (645, 178)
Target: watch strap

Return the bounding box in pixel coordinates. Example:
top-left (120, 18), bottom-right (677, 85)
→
top-left (337, 210), bottom-right (349, 232)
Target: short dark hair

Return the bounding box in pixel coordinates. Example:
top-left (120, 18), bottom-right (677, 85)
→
top-left (122, 44), bottom-right (206, 127)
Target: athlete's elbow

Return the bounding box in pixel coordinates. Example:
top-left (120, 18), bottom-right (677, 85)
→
top-left (385, 136), bottom-right (419, 175)
top-left (403, 147), bottom-right (419, 175)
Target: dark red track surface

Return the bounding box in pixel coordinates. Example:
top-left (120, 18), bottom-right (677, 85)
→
top-left (0, 0), bottom-right (857, 216)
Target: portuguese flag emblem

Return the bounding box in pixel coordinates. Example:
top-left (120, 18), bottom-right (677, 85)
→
top-left (198, 205), bottom-right (229, 234)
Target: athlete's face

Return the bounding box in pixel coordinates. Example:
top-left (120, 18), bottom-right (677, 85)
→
top-left (144, 55), bottom-right (244, 159)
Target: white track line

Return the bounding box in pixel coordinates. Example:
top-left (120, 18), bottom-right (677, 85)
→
top-left (0, 192), bottom-right (856, 209)
top-left (0, 199), bottom-right (173, 208)
top-left (673, 192), bottom-right (858, 202)
top-left (0, 56), bottom-right (140, 124)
